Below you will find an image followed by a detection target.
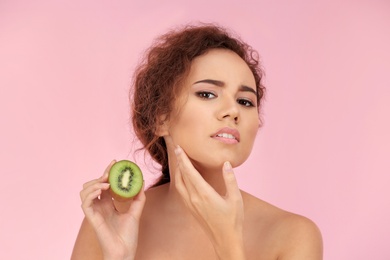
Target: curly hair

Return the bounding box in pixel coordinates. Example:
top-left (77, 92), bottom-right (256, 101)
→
top-left (130, 23), bottom-right (266, 187)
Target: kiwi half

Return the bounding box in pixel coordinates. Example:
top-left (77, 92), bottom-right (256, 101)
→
top-left (108, 160), bottom-right (143, 201)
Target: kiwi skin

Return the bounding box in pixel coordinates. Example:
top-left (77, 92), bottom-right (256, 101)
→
top-left (108, 160), bottom-right (143, 202)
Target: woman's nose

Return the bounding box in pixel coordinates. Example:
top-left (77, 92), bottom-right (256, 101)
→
top-left (218, 96), bottom-right (240, 123)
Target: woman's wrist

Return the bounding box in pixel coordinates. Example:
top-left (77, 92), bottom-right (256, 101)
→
top-left (212, 232), bottom-right (246, 260)
top-left (103, 254), bottom-right (134, 260)
top-left (102, 245), bottom-right (136, 260)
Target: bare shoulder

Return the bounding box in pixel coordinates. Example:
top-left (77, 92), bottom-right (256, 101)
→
top-left (276, 210), bottom-right (323, 259)
top-left (71, 217), bottom-right (103, 260)
top-left (241, 191), bottom-right (323, 260)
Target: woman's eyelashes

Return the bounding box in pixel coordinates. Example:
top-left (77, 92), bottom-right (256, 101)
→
top-left (196, 91), bottom-right (217, 99)
top-left (195, 91), bottom-right (255, 107)
top-left (237, 98), bottom-right (255, 107)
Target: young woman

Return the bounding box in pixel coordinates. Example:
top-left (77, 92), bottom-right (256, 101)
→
top-left (72, 24), bottom-right (323, 260)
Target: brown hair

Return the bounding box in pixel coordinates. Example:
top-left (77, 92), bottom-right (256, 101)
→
top-left (131, 23), bottom-right (266, 187)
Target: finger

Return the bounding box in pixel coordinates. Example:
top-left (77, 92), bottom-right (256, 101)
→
top-left (80, 182), bottom-right (110, 203)
top-left (81, 183), bottom-right (109, 214)
top-left (99, 160), bottom-right (117, 203)
top-left (103, 159), bottom-right (116, 179)
top-left (174, 145), bottom-right (210, 194)
top-left (174, 163), bottom-right (191, 206)
top-left (222, 161), bottom-right (241, 199)
top-left (81, 188), bottom-right (101, 213)
top-left (174, 146), bottom-right (218, 211)
top-left (81, 184), bottom-right (110, 222)
top-left (82, 178), bottom-right (102, 190)
top-left (99, 183), bottom-right (112, 203)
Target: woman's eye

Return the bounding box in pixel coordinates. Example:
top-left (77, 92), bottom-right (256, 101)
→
top-left (237, 99), bottom-right (255, 107)
top-left (196, 91), bottom-right (216, 99)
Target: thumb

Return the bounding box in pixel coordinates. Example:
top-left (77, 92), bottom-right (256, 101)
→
top-left (126, 182), bottom-right (146, 220)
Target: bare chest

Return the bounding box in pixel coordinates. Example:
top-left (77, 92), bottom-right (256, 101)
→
top-left (134, 217), bottom-right (279, 260)
top-left (135, 218), bottom-right (214, 259)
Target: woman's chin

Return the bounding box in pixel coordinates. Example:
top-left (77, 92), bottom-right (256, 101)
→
top-left (191, 158), bottom-right (245, 173)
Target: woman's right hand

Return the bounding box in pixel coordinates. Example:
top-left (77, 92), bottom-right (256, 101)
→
top-left (80, 160), bottom-right (146, 260)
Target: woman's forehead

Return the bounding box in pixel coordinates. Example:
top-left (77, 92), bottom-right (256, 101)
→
top-left (186, 49), bottom-right (256, 87)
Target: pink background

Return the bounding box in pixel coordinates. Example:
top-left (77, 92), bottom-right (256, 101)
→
top-left (1, 0), bottom-right (389, 259)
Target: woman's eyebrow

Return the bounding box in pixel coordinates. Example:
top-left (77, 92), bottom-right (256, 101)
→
top-left (239, 85), bottom-right (257, 96)
top-left (193, 79), bottom-right (224, 87)
top-left (193, 79), bottom-right (256, 95)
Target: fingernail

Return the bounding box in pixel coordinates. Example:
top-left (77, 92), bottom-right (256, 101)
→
top-left (174, 145), bottom-right (182, 156)
top-left (224, 161), bottom-right (232, 171)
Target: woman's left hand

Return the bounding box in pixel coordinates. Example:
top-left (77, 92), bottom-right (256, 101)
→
top-left (174, 145), bottom-right (246, 260)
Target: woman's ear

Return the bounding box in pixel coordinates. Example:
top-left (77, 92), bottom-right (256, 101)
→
top-left (155, 114), bottom-right (169, 137)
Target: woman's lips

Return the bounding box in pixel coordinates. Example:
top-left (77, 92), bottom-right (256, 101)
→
top-left (211, 127), bottom-right (240, 144)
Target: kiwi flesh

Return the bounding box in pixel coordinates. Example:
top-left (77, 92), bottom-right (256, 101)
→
top-left (108, 160), bottom-right (143, 201)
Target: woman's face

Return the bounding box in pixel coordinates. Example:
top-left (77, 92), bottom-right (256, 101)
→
top-left (165, 49), bottom-right (260, 171)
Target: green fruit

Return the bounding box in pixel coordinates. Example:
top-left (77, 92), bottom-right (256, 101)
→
top-left (108, 160), bottom-right (143, 201)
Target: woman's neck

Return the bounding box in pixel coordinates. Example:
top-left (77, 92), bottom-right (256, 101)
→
top-left (167, 155), bottom-right (228, 196)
